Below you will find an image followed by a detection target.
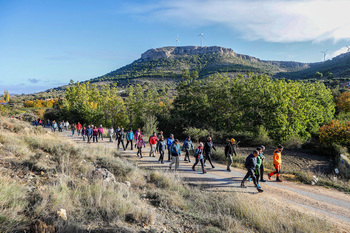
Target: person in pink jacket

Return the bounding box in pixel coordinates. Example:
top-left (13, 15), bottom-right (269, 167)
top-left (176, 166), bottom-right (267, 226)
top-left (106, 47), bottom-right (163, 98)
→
top-left (136, 135), bottom-right (146, 158)
top-left (98, 125), bottom-right (104, 141)
top-left (134, 128), bottom-right (141, 147)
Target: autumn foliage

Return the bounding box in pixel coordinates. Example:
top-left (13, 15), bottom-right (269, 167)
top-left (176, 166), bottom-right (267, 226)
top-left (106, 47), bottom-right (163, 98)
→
top-left (24, 99), bottom-right (57, 108)
top-left (319, 120), bottom-right (350, 146)
top-left (336, 92), bottom-right (350, 112)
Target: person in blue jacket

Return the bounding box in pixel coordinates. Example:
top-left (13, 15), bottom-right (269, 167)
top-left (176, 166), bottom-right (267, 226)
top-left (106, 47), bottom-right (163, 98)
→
top-left (87, 125), bottom-right (93, 144)
top-left (169, 139), bottom-right (181, 171)
top-left (166, 134), bottom-right (175, 161)
top-left (125, 128), bottom-right (134, 150)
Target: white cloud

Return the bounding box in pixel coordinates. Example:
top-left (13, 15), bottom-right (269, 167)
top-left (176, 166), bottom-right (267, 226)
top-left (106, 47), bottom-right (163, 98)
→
top-left (128, 0), bottom-right (350, 43)
top-left (329, 46), bottom-right (350, 59)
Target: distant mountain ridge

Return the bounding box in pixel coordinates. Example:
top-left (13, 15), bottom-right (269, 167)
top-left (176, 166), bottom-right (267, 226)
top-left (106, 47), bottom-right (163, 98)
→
top-left (89, 46), bottom-right (350, 84)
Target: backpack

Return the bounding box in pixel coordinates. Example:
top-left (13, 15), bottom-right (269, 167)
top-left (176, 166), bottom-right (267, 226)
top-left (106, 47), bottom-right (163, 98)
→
top-left (245, 155), bottom-right (251, 168)
top-left (224, 143), bottom-right (229, 156)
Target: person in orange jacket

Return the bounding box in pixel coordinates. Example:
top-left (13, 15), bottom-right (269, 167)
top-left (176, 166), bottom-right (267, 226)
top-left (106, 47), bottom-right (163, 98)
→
top-left (268, 145), bottom-right (283, 182)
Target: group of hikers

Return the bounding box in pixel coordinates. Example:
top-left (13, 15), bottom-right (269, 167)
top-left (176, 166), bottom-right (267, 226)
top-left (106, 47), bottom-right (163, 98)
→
top-left (43, 119), bottom-right (284, 194)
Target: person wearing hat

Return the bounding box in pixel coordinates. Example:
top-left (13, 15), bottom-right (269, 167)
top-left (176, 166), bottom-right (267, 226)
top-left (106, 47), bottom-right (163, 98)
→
top-left (192, 142), bottom-right (206, 173)
top-left (169, 139), bottom-right (181, 171)
top-left (225, 138), bottom-right (237, 172)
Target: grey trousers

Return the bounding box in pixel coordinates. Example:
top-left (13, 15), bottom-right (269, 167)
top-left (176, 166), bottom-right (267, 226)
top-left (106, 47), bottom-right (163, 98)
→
top-left (227, 154), bottom-right (233, 170)
top-left (169, 156), bottom-right (180, 171)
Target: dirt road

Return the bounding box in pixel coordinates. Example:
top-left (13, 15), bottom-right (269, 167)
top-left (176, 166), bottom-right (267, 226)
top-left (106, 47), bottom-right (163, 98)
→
top-left (61, 131), bottom-right (350, 231)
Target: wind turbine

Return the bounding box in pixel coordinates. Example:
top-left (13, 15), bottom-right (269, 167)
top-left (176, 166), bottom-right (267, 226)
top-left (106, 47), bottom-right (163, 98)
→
top-left (321, 50), bottom-right (328, 62)
top-left (198, 33), bottom-right (204, 47)
top-left (176, 34), bottom-right (180, 47)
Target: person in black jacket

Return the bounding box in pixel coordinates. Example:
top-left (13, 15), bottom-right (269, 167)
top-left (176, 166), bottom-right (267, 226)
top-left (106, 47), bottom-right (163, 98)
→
top-left (240, 150), bottom-right (263, 193)
top-left (203, 137), bottom-right (216, 169)
top-left (225, 138), bottom-right (237, 172)
top-left (117, 128), bottom-right (126, 150)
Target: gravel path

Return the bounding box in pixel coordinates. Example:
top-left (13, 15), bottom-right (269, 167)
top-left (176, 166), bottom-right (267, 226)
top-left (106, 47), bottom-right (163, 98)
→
top-left (60, 131), bottom-right (350, 231)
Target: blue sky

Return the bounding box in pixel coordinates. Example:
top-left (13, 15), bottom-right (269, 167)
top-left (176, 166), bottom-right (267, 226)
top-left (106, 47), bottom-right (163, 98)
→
top-left (1, 0), bottom-right (350, 94)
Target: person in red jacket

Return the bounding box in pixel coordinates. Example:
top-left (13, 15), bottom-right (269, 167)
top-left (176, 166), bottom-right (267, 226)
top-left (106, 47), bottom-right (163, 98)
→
top-left (76, 122), bottom-right (82, 136)
top-left (149, 132), bottom-right (159, 157)
top-left (92, 126), bottom-right (99, 143)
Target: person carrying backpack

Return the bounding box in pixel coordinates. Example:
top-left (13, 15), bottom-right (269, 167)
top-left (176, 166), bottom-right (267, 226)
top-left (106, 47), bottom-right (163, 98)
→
top-left (81, 126), bottom-right (87, 141)
top-left (126, 128), bottom-right (134, 150)
top-left (203, 137), bottom-right (216, 169)
top-left (169, 139), bottom-right (181, 171)
top-left (225, 138), bottom-right (237, 172)
top-left (192, 142), bottom-right (206, 174)
top-left (71, 124), bottom-right (76, 137)
top-left (87, 125), bottom-right (93, 144)
top-left (240, 150), bottom-right (263, 193)
top-left (107, 126), bottom-right (114, 142)
top-left (183, 136), bottom-right (194, 162)
top-left (93, 126), bottom-right (99, 143)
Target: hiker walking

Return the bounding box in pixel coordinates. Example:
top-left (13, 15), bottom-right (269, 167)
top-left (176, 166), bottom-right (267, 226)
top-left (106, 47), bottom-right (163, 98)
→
top-left (51, 120), bottom-right (57, 132)
top-left (64, 121), bottom-right (69, 131)
top-left (126, 128), bottom-right (134, 150)
top-left (92, 126), bottom-right (99, 143)
top-left (192, 142), bottom-right (206, 174)
top-left (169, 139), bottom-right (181, 171)
top-left (134, 128), bottom-right (141, 147)
top-left (156, 131), bottom-right (164, 152)
top-left (240, 150), bottom-right (263, 193)
top-left (166, 134), bottom-right (174, 161)
top-left (136, 135), bottom-right (145, 158)
top-left (117, 128), bottom-right (126, 150)
top-left (254, 147), bottom-right (263, 188)
top-left (225, 138), bottom-right (237, 172)
top-left (183, 136), bottom-right (194, 162)
top-left (107, 126), bottom-right (114, 142)
top-left (204, 137), bottom-right (216, 169)
top-left (268, 145), bottom-right (283, 182)
top-left (76, 122), bottom-right (82, 136)
top-left (158, 135), bottom-right (166, 164)
top-left (58, 122), bottom-right (63, 132)
top-left (87, 125), bottom-right (93, 144)
top-left (149, 132), bottom-right (159, 157)
top-left (81, 126), bottom-right (87, 141)
top-left (98, 125), bottom-right (104, 141)
top-left (71, 124), bottom-right (76, 137)
top-left (259, 145), bottom-right (266, 182)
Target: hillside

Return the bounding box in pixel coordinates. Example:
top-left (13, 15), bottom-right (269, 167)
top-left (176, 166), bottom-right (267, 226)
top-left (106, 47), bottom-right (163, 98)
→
top-left (89, 46), bottom-right (309, 84)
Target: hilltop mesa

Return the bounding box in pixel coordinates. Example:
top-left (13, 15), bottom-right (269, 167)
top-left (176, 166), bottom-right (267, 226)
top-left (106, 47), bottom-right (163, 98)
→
top-left (140, 46), bottom-right (235, 60)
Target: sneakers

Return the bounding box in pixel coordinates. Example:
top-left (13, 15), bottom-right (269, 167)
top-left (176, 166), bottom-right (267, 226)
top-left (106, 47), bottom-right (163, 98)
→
top-left (276, 179), bottom-right (283, 182)
top-left (257, 184), bottom-right (261, 189)
top-left (268, 174), bottom-right (271, 180)
top-left (258, 189), bottom-right (264, 193)
top-left (203, 170), bottom-right (207, 174)
top-left (240, 183), bottom-right (247, 188)
top-left (248, 177), bottom-right (251, 182)
top-left (227, 168), bottom-right (231, 172)
top-left (212, 166), bottom-right (215, 169)
top-left (260, 179), bottom-right (267, 182)
top-left (192, 167), bottom-right (195, 171)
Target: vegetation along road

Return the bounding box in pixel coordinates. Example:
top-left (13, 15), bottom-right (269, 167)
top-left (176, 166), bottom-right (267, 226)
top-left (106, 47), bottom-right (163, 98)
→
top-left (59, 129), bottom-right (350, 232)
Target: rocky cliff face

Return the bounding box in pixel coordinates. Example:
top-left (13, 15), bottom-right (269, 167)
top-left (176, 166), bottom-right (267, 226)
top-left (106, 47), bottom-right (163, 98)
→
top-left (140, 46), bottom-right (235, 60)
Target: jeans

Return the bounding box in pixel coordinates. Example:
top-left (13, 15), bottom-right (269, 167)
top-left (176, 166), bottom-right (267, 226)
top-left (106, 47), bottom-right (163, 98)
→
top-left (137, 147), bottom-right (143, 158)
top-left (98, 132), bottom-right (103, 140)
top-left (167, 148), bottom-right (172, 161)
top-left (77, 129), bottom-right (81, 136)
top-left (93, 135), bottom-right (98, 142)
top-left (118, 139), bottom-right (125, 149)
top-left (169, 156), bottom-right (180, 171)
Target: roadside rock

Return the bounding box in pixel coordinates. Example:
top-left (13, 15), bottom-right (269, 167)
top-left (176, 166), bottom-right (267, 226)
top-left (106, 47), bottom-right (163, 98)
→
top-left (92, 168), bottom-right (116, 184)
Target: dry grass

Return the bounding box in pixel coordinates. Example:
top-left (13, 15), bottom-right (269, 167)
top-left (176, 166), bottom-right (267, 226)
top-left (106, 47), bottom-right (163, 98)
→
top-left (0, 117), bottom-right (336, 232)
